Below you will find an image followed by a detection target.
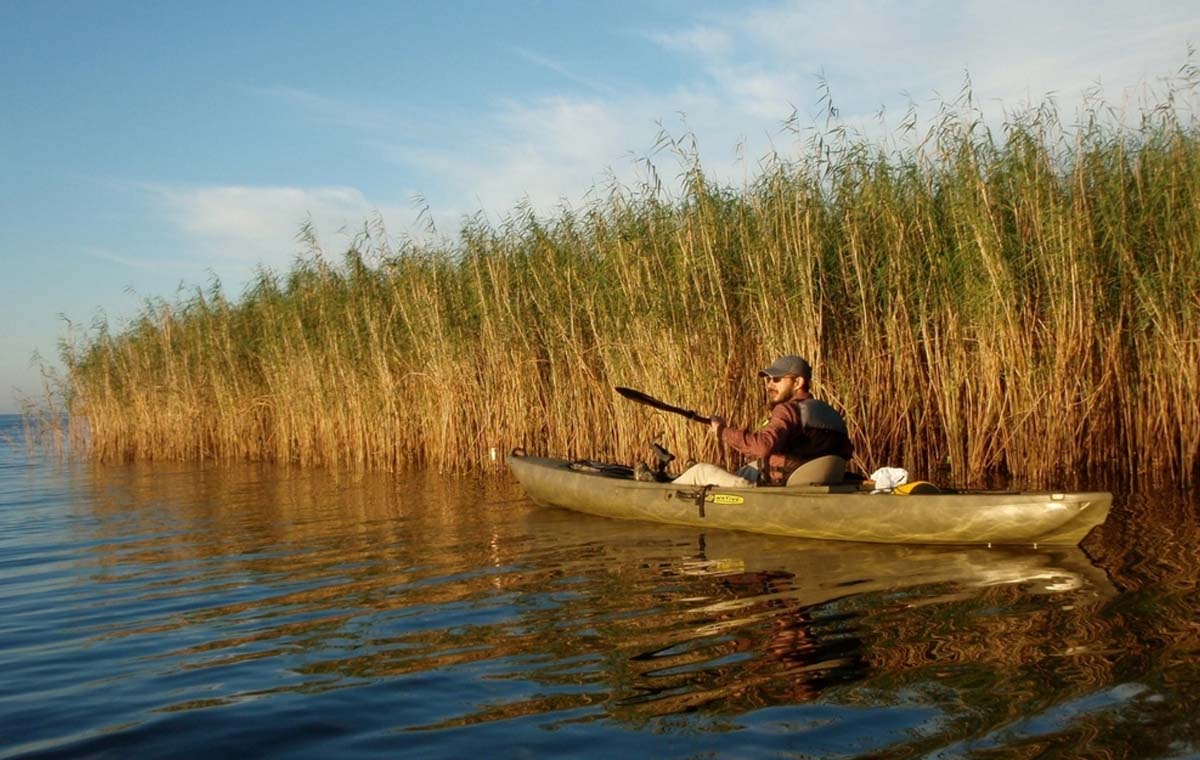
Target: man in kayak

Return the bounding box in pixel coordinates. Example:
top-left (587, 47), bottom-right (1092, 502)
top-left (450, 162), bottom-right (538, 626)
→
top-left (671, 355), bottom-right (854, 487)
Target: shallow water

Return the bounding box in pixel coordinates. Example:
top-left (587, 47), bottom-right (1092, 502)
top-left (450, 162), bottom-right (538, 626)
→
top-left (1, 415), bottom-right (1197, 758)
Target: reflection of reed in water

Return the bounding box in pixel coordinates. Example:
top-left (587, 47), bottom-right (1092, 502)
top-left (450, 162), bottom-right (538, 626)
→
top-left (70, 461), bottom-right (535, 692)
top-left (1085, 490), bottom-right (1200, 590)
top-left (77, 460), bottom-right (525, 572)
top-left (615, 565), bottom-right (869, 716)
top-left (820, 492), bottom-right (1200, 758)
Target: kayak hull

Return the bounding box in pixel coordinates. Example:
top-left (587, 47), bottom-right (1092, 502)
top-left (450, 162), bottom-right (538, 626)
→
top-left (508, 454), bottom-right (1111, 546)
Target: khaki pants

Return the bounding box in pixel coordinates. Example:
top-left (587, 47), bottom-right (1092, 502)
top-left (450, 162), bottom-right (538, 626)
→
top-left (672, 463), bottom-right (754, 487)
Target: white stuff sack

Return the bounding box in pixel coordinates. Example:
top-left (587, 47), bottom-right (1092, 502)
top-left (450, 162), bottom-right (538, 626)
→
top-left (870, 467), bottom-right (909, 492)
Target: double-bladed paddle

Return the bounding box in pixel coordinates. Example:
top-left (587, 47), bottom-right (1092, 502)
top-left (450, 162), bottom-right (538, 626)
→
top-left (614, 387), bottom-right (711, 424)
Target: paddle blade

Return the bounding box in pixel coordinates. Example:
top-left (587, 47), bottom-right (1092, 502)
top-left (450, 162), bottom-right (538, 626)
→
top-left (614, 386), bottom-right (653, 404)
top-left (613, 386), bottom-right (709, 424)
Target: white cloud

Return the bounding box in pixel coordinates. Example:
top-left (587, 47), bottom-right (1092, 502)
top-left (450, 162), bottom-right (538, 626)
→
top-left (647, 25), bottom-right (733, 58)
top-left (950, 1), bottom-right (1198, 115)
top-left (706, 62), bottom-right (804, 122)
top-left (162, 185), bottom-right (370, 256)
top-left (389, 95), bottom-right (665, 215)
top-left (653, 0), bottom-right (1199, 122)
top-left (137, 184), bottom-right (437, 290)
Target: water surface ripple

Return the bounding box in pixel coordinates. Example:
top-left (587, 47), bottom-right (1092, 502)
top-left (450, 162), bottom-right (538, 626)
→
top-left (1, 417), bottom-right (1197, 758)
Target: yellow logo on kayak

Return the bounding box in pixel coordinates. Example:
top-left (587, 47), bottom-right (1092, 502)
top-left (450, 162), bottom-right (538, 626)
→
top-left (707, 494), bottom-right (745, 505)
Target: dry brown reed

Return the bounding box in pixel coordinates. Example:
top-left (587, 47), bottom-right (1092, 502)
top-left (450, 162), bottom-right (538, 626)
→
top-left (54, 83), bottom-right (1200, 488)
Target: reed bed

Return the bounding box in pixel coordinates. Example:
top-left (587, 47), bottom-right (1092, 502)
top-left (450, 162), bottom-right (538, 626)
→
top-left (55, 85), bottom-right (1200, 488)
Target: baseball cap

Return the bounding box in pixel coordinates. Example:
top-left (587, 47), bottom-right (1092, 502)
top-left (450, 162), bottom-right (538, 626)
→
top-left (758, 355), bottom-right (812, 379)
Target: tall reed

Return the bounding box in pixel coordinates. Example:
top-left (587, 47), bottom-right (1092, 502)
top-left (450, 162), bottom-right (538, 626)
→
top-left (56, 83), bottom-right (1200, 488)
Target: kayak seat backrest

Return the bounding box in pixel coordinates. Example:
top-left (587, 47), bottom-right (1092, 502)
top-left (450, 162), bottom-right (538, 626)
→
top-left (786, 455), bottom-right (847, 486)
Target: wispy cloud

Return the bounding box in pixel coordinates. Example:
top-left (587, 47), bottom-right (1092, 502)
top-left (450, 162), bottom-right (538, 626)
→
top-left (82, 246), bottom-right (197, 271)
top-left (249, 84), bottom-right (411, 133)
top-left (514, 47), bottom-right (618, 96)
top-left (645, 25), bottom-right (732, 58)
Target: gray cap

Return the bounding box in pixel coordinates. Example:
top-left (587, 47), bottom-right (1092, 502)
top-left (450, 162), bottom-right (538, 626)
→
top-left (758, 355), bottom-right (812, 379)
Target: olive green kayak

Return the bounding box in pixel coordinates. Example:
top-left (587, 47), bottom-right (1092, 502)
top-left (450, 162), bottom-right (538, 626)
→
top-left (508, 454), bottom-right (1112, 546)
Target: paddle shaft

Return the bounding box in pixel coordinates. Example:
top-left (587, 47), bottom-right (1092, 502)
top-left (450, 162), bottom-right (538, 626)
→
top-left (614, 387), bottom-right (711, 424)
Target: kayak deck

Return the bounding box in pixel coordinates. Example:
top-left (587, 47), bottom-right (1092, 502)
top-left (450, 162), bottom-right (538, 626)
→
top-left (508, 454), bottom-right (1112, 546)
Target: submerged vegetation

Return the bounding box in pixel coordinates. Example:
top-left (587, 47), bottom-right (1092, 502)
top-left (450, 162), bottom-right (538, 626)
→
top-left (55, 76), bottom-right (1200, 488)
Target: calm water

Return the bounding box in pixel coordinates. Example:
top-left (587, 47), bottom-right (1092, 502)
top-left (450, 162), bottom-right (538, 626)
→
top-left (1, 416), bottom-right (1197, 758)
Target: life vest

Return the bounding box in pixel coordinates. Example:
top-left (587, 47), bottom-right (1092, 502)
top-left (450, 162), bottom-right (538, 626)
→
top-left (760, 398), bottom-right (854, 484)
top-left (794, 398), bottom-right (848, 436)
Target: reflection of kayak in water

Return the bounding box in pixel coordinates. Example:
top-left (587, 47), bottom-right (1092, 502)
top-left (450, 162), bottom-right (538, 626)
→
top-left (522, 512), bottom-right (1117, 718)
top-left (509, 454), bottom-right (1111, 546)
top-left (679, 531), bottom-right (1117, 622)
top-left (526, 511), bottom-right (1116, 616)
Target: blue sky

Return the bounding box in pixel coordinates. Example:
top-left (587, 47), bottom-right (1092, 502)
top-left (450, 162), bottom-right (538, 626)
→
top-left (1, 0), bottom-right (1197, 412)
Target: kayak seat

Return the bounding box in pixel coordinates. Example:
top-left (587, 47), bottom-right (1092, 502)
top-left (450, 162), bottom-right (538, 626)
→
top-left (786, 455), bottom-right (847, 486)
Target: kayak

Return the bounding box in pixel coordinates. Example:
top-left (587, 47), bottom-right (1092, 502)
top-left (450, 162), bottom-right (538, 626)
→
top-left (507, 453), bottom-right (1112, 546)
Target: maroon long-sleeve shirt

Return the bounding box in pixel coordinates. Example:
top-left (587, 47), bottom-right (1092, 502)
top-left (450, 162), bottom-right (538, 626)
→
top-left (720, 398), bottom-right (853, 485)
